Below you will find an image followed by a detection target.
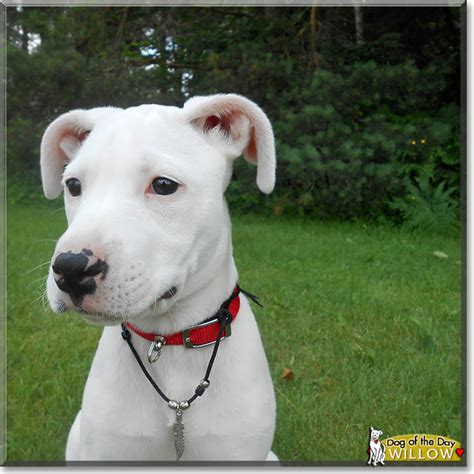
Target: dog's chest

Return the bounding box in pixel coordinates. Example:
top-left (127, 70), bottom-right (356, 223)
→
top-left (371, 440), bottom-right (382, 451)
top-left (84, 338), bottom-right (213, 426)
top-left (78, 312), bottom-right (275, 460)
top-left (81, 329), bottom-right (225, 449)
top-left (80, 355), bottom-right (209, 459)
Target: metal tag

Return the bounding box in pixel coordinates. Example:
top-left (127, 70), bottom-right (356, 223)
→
top-left (173, 408), bottom-right (185, 461)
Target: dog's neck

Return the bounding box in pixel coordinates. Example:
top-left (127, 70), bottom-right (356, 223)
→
top-left (132, 209), bottom-right (238, 335)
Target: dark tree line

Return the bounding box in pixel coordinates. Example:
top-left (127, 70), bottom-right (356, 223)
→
top-left (7, 6), bottom-right (462, 230)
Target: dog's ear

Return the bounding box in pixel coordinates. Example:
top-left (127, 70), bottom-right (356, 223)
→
top-left (40, 108), bottom-right (119, 199)
top-left (40, 110), bottom-right (93, 199)
top-left (183, 94), bottom-right (276, 194)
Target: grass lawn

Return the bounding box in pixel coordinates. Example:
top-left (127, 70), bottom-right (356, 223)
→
top-left (6, 202), bottom-right (462, 463)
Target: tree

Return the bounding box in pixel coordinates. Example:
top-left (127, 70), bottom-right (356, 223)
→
top-left (7, 6), bottom-right (461, 224)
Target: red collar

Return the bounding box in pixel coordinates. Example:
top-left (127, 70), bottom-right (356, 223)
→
top-left (124, 286), bottom-right (240, 349)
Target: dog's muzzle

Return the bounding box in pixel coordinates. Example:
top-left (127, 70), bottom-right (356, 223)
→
top-left (52, 248), bottom-right (108, 303)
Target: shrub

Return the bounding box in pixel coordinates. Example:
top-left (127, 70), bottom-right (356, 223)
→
top-left (254, 61), bottom-right (460, 220)
top-left (388, 177), bottom-right (459, 235)
top-left (223, 61), bottom-right (460, 224)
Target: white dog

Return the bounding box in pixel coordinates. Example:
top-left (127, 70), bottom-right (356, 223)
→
top-left (368, 427), bottom-right (385, 466)
top-left (40, 94), bottom-right (277, 461)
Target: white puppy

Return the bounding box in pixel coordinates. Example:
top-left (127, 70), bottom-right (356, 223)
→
top-left (40, 94), bottom-right (277, 461)
top-left (368, 427), bottom-right (385, 466)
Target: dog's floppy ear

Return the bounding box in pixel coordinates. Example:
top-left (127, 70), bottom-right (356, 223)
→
top-left (40, 107), bottom-right (119, 199)
top-left (183, 94), bottom-right (276, 194)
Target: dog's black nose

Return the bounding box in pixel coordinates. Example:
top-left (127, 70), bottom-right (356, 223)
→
top-left (52, 249), bottom-right (108, 300)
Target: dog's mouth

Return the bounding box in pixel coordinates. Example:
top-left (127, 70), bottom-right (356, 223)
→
top-left (55, 285), bottom-right (179, 320)
top-left (75, 308), bottom-right (123, 326)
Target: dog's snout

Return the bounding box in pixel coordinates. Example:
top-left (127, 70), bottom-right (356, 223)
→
top-left (52, 249), bottom-right (108, 300)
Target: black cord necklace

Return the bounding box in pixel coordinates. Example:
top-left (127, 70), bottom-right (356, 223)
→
top-left (120, 285), bottom-right (261, 461)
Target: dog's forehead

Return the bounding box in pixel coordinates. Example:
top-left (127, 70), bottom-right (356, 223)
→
top-left (76, 105), bottom-right (220, 174)
top-left (93, 105), bottom-right (197, 154)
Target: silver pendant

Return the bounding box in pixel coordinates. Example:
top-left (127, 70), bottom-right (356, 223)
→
top-left (169, 400), bottom-right (189, 461)
top-left (173, 408), bottom-right (185, 461)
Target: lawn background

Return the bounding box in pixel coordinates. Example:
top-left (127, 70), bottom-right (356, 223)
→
top-left (5, 3), bottom-right (463, 464)
top-left (6, 202), bottom-right (461, 462)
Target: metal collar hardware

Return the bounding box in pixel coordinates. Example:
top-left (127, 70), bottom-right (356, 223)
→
top-left (147, 335), bottom-right (166, 363)
top-left (182, 317), bottom-right (232, 348)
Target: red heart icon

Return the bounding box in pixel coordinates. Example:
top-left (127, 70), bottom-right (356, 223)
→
top-left (456, 448), bottom-right (464, 457)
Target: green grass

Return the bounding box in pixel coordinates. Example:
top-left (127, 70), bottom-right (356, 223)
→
top-left (6, 203), bottom-right (462, 462)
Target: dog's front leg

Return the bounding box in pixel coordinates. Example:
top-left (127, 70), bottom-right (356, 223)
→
top-left (65, 410), bottom-right (82, 461)
top-left (378, 448), bottom-right (386, 465)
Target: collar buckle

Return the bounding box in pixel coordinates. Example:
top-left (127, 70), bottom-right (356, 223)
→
top-left (182, 317), bottom-right (232, 349)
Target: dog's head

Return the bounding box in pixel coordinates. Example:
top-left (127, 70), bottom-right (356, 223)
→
top-left (40, 94), bottom-right (275, 325)
top-left (370, 427), bottom-right (383, 441)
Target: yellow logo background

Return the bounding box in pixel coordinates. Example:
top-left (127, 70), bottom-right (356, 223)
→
top-left (382, 434), bottom-right (462, 462)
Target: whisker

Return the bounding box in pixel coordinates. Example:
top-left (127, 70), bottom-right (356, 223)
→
top-left (27, 275), bottom-right (49, 289)
top-left (21, 261), bottom-right (51, 277)
top-left (34, 290), bottom-right (45, 305)
top-left (33, 286), bottom-right (46, 305)
top-left (50, 207), bottom-right (65, 215)
top-left (40, 288), bottom-right (49, 312)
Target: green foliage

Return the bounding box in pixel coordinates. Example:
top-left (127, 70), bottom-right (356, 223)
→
top-left (7, 118), bottom-right (42, 179)
top-left (6, 6), bottom-right (461, 230)
top-left (388, 104), bottom-right (460, 191)
top-left (389, 177), bottom-right (459, 235)
top-left (7, 176), bottom-right (48, 207)
top-left (269, 62), bottom-right (460, 220)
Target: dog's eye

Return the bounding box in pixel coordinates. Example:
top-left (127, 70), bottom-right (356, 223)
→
top-left (65, 178), bottom-right (81, 197)
top-left (151, 177), bottom-right (179, 195)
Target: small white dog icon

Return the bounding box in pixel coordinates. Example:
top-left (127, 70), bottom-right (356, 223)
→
top-left (367, 427), bottom-right (385, 466)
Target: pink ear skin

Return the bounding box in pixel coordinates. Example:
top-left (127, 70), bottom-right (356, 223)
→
top-left (77, 130), bottom-right (90, 142)
top-left (245, 130), bottom-right (258, 164)
top-left (203, 111), bottom-right (245, 142)
top-left (184, 94), bottom-right (276, 194)
top-left (58, 128), bottom-right (91, 159)
top-left (204, 115), bottom-right (227, 134)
